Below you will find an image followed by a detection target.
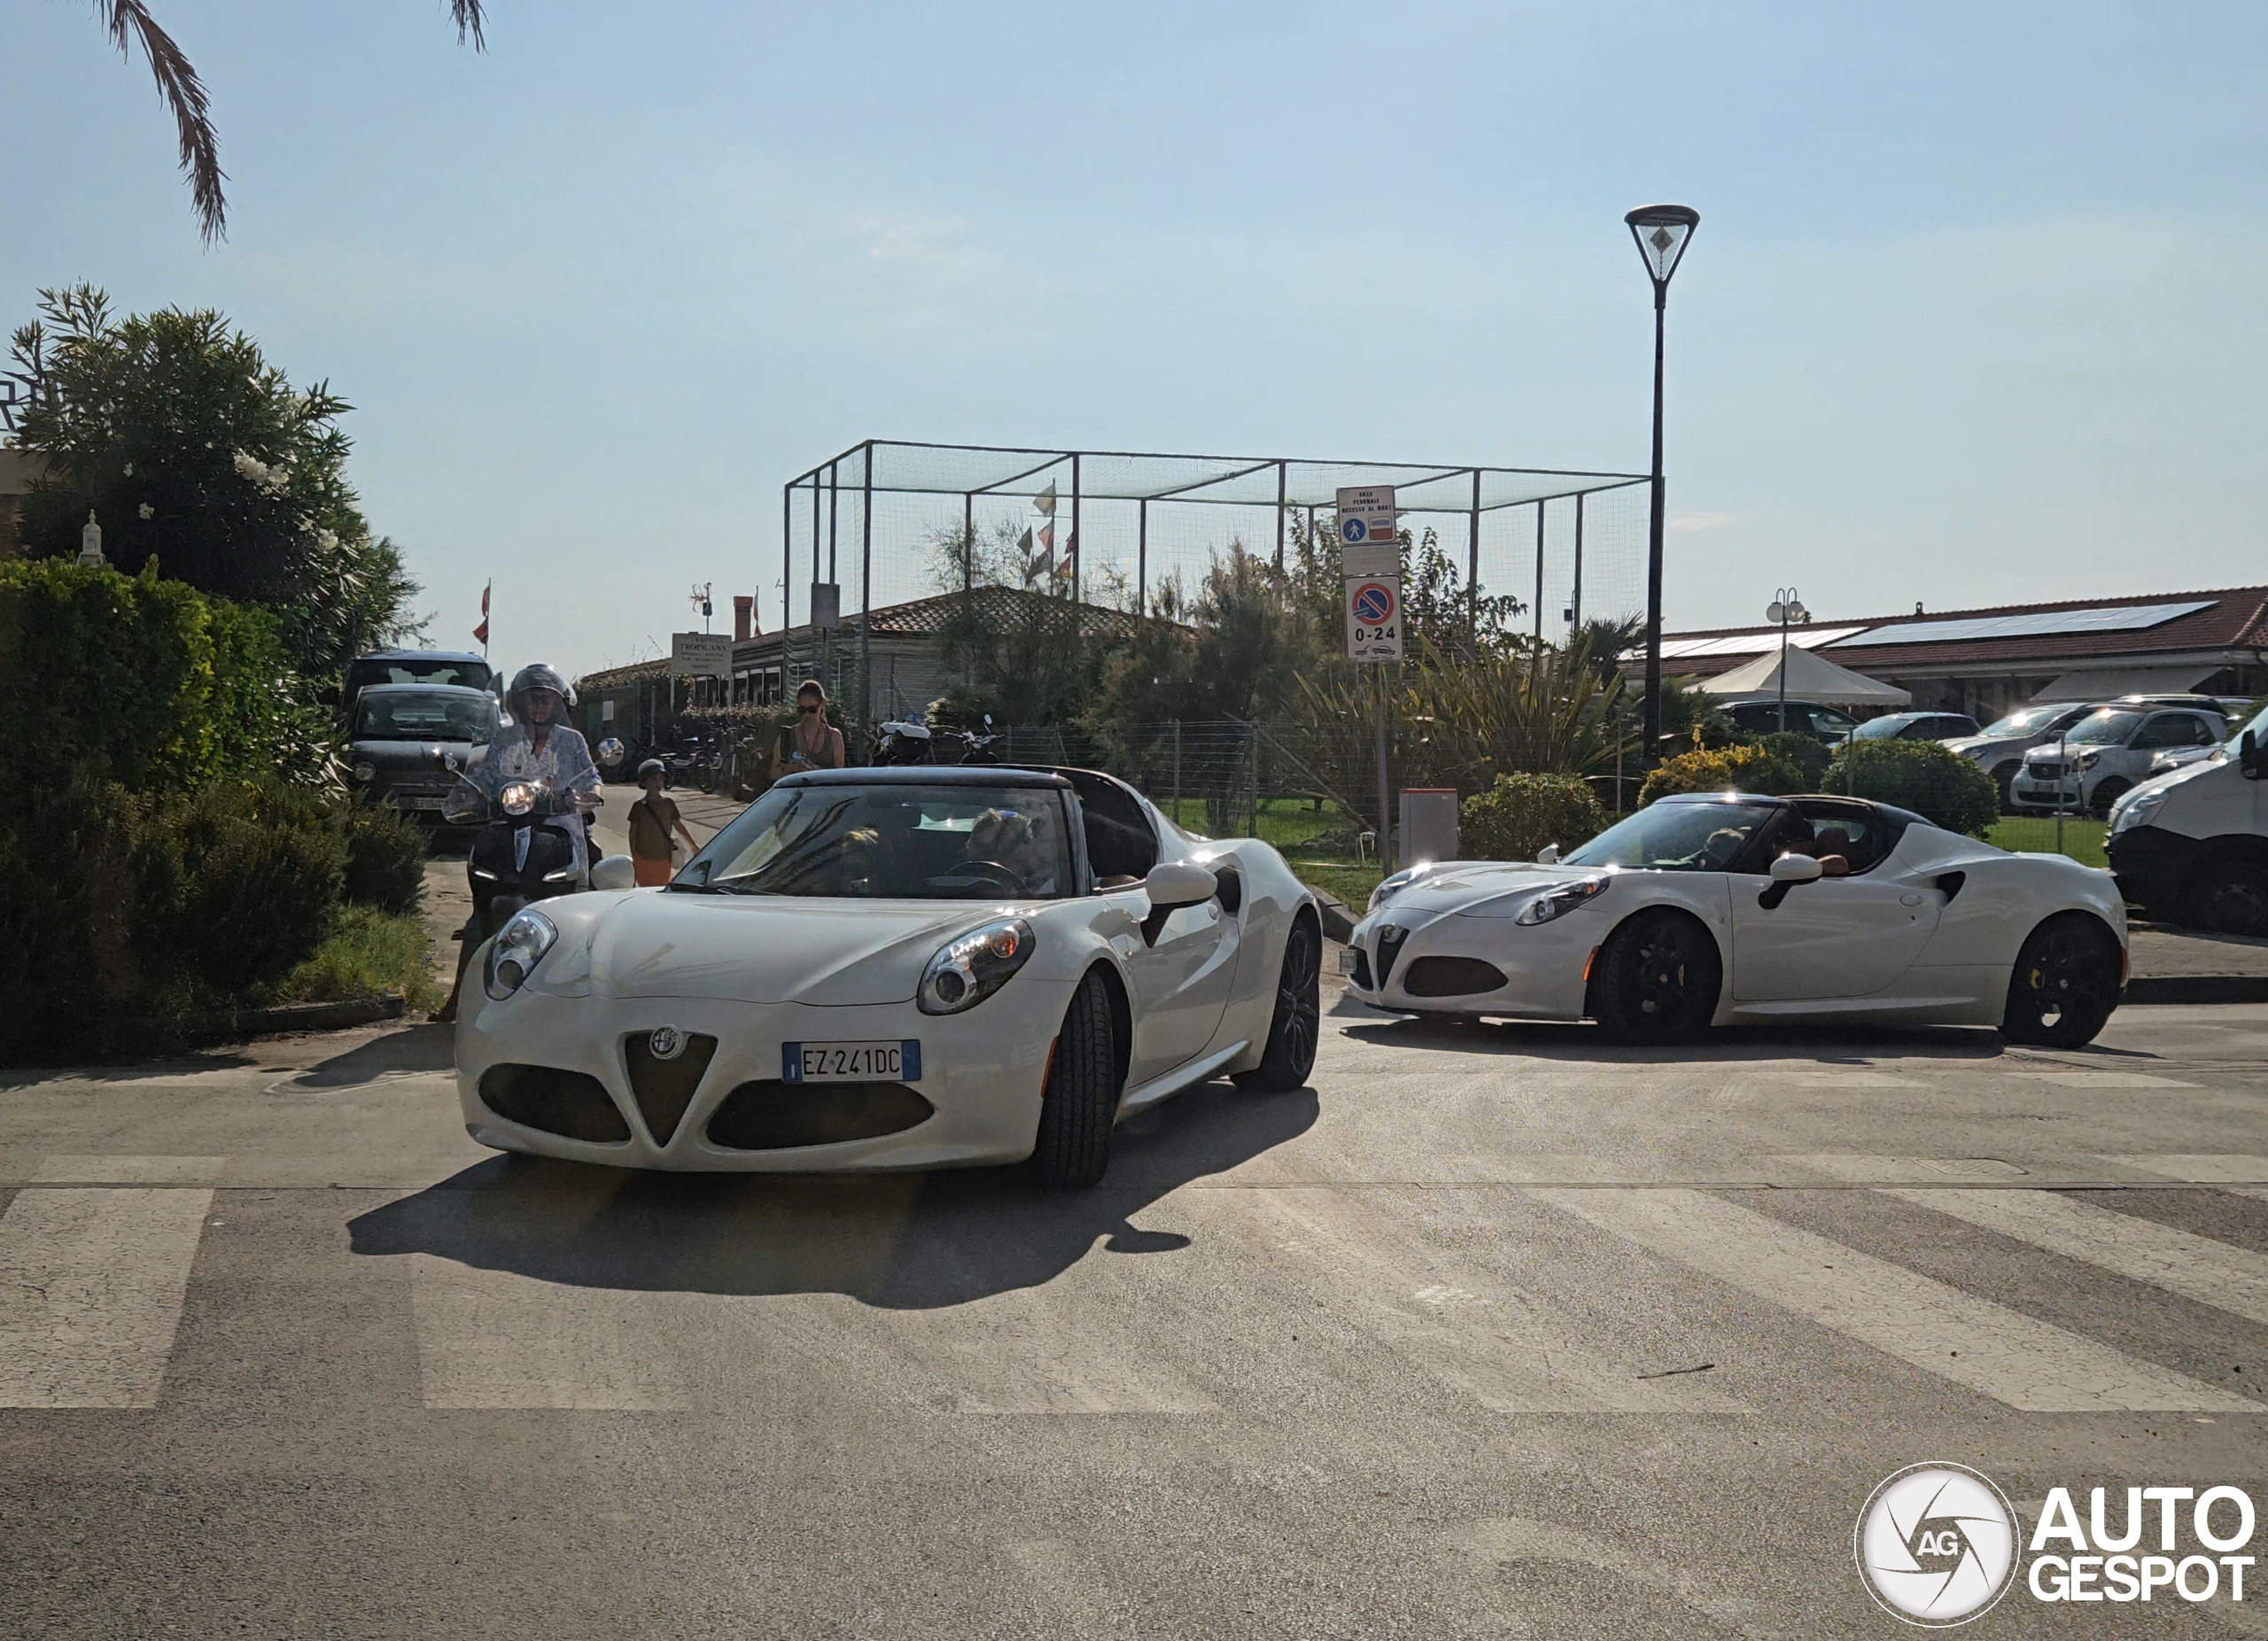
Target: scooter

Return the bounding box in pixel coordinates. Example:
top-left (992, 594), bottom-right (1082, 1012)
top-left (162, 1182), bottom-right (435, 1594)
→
top-left (873, 719), bottom-right (936, 766)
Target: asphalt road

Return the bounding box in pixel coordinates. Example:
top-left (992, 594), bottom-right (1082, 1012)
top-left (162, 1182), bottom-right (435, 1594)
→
top-left (3, 993), bottom-right (2265, 1638)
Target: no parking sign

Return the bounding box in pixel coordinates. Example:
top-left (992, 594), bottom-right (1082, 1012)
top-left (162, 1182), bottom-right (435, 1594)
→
top-left (1345, 575), bottom-right (1402, 662)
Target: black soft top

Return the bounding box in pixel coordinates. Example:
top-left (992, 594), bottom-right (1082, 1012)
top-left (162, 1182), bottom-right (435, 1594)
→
top-left (1652, 789), bottom-right (1934, 835)
top-left (776, 766), bottom-right (1073, 791)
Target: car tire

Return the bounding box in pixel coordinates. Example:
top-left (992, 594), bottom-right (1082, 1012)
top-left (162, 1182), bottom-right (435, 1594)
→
top-left (1029, 969), bottom-right (1122, 1189)
top-left (2000, 914), bottom-right (2122, 1048)
top-left (1991, 760), bottom-right (2023, 808)
top-left (2089, 778), bottom-right (2129, 820)
top-left (1233, 909), bottom-right (1321, 1093)
top-left (2189, 860), bottom-right (2268, 938)
top-left (1591, 909), bottom-right (1720, 1046)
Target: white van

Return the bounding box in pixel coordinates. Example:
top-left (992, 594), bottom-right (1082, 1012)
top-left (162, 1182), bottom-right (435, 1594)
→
top-left (2104, 704), bottom-right (2268, 935)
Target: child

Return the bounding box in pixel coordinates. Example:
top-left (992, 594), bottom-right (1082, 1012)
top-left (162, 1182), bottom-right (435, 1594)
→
top-left (626, 758), bottom-right (699, 887)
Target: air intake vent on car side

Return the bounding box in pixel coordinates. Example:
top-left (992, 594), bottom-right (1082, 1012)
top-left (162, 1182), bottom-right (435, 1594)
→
top-left (478, 1064), bottom-right (633, 1143)
top-left (1402, 955), bottom-right (1510, 998)
top-left (705, 1080), bottom-right (935, 1150)
top-left (623, 1032), bottom-right (718, 1144)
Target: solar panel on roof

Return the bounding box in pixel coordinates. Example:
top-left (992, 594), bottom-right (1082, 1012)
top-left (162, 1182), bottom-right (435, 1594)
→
top-left (1827, 600), bottom-right (2215, 649)
top-left (1657, 626), bottom-right (1870, 659)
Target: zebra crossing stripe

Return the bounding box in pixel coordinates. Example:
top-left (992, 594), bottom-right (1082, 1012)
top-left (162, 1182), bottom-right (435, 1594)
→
top-left (0, 1187), bottom-right (213, 1408)
top-left (1890, 1187), bottom-right (2268, 1329)
top-left (1531, 1188), bottom-right (2264, 1413)
top-left (2101, 1154), bottom-right (2268, 1184)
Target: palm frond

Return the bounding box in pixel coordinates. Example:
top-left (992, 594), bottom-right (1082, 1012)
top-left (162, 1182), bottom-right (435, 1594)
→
top-left (95, 0), bottom-right (226, 243)
top-left (449, 0), bottom-right (488, 51)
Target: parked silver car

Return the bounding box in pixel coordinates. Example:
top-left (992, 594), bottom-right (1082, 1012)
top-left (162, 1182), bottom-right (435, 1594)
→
top-left (2010, 704), bottom-right (2228, 818)
top-left (1948, 696), bottom-right (2237, 806)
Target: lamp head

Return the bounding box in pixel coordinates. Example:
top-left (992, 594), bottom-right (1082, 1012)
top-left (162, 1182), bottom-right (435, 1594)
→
top-left (1625, 204), bottom-right (1700, 286)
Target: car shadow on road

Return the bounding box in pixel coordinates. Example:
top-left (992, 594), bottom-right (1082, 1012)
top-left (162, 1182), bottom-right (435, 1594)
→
top-left (345, 1081), bottom-right (1317, 1306)
top-left (1340, 1015), bottom-right (2029, 1064)
top-left (276, 1024), bottom-right (457, 1089)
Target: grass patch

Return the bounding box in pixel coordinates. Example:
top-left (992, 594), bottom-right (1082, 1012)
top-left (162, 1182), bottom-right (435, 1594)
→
top-left (1294, 862), bottom-right (1385, 911)
top-left (1984, 815), bottom-right (2109, 869)
top-left (274, 906), bottom-right (440, 1012)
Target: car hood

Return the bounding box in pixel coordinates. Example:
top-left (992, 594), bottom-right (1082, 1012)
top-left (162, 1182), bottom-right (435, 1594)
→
top-left (577, 891), bottom-right (1022, 1006)
top-left (1378, 860), bottom-right (1574, 916)
top-left (352, 739), bottom-right (489, 768)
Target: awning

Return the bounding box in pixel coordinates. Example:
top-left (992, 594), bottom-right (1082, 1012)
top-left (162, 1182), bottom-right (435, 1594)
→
top-left (2031, 665), bottom-right (2214, 702)
top-left (1697, 644), bottom-right (1911, 707)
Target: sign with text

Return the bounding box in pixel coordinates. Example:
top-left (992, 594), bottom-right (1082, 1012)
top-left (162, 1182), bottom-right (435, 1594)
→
top-left (670, 632), bottom-right (733, 679)
top-left (1344, 575), bottom-right (1403, 663)
top-left (1335, 485), bottom-right (1399, 579)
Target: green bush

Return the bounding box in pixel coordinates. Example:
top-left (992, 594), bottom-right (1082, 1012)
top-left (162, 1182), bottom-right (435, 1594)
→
top-left (275, 906), bottom-right (439, 1011)
top-left (1826, 739), bottom-right (2000, 836)
top-left (1760, 731), bottom-right (1831, 789)
top-left (0, 776), bottom-right (347, 1060)
top-left (1460, 773), bottom-right (1610, 861)
top-left (342, 802), bottom-right (429, 915)
top-left (1638, 743), bottom-right (1805, 806)
top-left (0, 557), bottom-right (336, 796)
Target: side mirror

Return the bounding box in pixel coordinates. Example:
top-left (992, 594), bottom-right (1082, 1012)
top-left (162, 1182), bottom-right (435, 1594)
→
top-left (1535, 844), bottom-right (1560, 866)
top-left (1770, 854), bottom-right (1825, 884)
top-left (1144, 861), bottom-right (1217, 911)
top-left (589, 854), bottom-right (637, 891)
top-left (2243, 730), bottom-right (2264, 781)
top-left (596, 736), bottom-right (626, 768)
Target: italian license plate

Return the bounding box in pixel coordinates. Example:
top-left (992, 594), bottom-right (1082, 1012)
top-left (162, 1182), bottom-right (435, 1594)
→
top-left (782, 1039), bottom-right (922, 1083)
top-left (403, 796), bottom-right (448, 811)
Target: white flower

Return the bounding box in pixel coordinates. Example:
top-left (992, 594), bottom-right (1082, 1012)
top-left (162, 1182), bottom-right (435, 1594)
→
top-left (138, 503), bottom-right (154, 520)
top-left (232, 449), bottom-right (267, 481)
top-left (122, 462), bottom-right (134, 477)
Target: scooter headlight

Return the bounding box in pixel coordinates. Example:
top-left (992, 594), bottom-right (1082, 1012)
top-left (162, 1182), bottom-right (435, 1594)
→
top-left (918, 918), bottom-right (1035, 1015)
top-left (1512, 875), bottom-right (1612, 926)
top-left (500, 781), bottom-right (537, 817)
top-left (484, 908), bottom-right (556, 1000)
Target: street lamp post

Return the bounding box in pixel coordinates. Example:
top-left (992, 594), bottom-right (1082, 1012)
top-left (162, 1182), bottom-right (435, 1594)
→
top-left (1766, 587), bottom-right (1807, 735)
top-left (1624, 203), bottom-right (1699, 766)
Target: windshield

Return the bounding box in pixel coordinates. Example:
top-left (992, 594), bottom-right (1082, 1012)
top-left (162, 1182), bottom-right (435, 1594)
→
top-left (1852, 716), bottom-right (1912, 739)
top-left (354, 691), bottom-right (496, 743)
top-left (2067, 709), bottom-right (2144, 746)
top-left (346, 657), bottom-right (492, 694)
top-left (1564, 799), bottom-right (1782, 873)
top-left (1978, 706), bottom-right (2065, 737)
top-left (677, 782), bottom-right (1076, 899)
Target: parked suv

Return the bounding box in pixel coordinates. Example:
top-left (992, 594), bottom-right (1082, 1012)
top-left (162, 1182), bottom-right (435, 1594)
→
top-left (1720, 699), bottom-right (1860, 744)
top-left (1850, 710), bottom-right (1981, 743)
top-left (2011, 704), bottom-right (2228, 818)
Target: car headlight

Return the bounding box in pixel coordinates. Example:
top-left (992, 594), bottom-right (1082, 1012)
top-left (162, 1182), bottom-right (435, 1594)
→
top-left (484, 908), bottom-right (556, 999)
top-left (2078, 750), bottom-right (2102, 769)
top-left (918, 917), bottom-right (1036, 1015)
top-left (2109, 787), bottom-right (2166, 836)
top-left (352, 761), bottom-right (377, 783)
top-left (500, 781), bottom-right (536, 817)
top-left (1512, 875), bottom-right (1611, 926)
top-left (1368, 865), bottom-right (1433, 912)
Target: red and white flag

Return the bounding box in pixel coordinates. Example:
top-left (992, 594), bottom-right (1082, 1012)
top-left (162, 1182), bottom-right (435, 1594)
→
top-left (473, 581), bottom-right (490, 649)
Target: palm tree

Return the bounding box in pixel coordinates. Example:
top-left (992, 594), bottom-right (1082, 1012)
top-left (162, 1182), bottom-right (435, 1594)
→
top-left (92, 1), bottom-right (488, 245)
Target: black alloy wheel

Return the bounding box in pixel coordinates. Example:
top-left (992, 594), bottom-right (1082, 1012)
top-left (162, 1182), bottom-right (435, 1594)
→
top-left (2192, 861), bottom-right (2268, 938)
top-left (1992, 760), bottom-right (2023, 809)
top-left (1029, 970), bottom-right (1122, 1189)
top-left (1234, 911), bottom-right (1321, 1092)
top-left (2001, 914), bottom-right (2123, 1048)
top-left (2089, 778), bottom-right (2129, 821)
top-left (1591, 909), bottom-right (1720, 1046)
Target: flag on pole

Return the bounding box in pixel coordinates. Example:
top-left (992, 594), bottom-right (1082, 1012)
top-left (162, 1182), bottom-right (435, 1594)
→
top-left (1060, 531), bottom-right (1076, 579)
top-left (1034, 482), bottom-right (1057, 518)
top-left (473, 581), bottom-right (490, 649)
top-left (1019, 526), bottom-right (1045, 585)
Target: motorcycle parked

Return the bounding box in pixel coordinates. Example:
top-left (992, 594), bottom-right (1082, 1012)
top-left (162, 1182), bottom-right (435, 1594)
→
top-left (872, 714), bottom-right (999, 766)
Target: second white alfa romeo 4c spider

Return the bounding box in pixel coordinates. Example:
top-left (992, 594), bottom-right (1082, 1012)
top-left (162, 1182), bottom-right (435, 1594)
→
top-left (1344, 790), bottom-right (2127, 1047)
top-left (454, 766), bottom-right (1322, 1186)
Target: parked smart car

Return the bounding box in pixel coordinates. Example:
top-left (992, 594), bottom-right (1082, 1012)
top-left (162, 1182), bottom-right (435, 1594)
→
top-left (2011, 704), bottom-right (2228, 818)
top-left (1720, 699), bottom-right (1861, 744)
top-left (346, 682), bottom-right (498, 832)
top-left (1943, 703), bottom-right (2103, 805)
top-left (1850, 711), bottom-right (1982, 743)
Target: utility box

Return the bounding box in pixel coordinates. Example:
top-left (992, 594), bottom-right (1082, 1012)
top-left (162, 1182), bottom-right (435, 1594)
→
top-left (1399, 788), bottom-right (1458, 868)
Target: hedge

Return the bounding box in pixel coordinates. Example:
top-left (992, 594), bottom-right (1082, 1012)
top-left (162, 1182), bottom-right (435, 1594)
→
top-left (1637, 743), bottom-right (1806, 807)
top-left (1460, 773), bottom-right (1609, 861)
top-left (1826, 738), bottom-right (2000, 836)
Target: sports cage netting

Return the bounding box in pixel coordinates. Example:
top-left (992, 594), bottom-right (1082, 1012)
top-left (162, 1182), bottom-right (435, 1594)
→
top-left (776, 440), bottom-right (1651, 638)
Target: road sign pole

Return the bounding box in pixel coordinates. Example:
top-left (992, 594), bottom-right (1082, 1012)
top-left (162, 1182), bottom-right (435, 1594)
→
top-left (1374, 664), bottom-right (1390, 871)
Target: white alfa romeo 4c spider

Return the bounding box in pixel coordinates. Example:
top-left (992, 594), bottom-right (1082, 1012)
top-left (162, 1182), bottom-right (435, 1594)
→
top-left (454, 766), bottom-right (1322, 1186)
top-left (1344, 791), bottom-right (2127, 1047)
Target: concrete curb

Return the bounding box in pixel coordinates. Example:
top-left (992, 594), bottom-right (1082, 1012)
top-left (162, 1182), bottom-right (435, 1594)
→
top-left (2124, 976), bottom-right (2268, 1006)
top-left (179, 994), bottom-right (408, 1042)
top-left (1313, 894), bottom-right (1358, 944)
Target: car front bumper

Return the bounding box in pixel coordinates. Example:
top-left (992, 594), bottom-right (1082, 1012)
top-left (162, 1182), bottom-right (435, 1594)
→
top-left (455, 979), bottom-right (1076, 1170)
top-left (1340, 906), bottom-right (1592, 1021)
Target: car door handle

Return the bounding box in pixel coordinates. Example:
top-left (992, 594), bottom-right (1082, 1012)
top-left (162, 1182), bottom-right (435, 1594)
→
top-left (1899, 891), bottom-right (1925, 906)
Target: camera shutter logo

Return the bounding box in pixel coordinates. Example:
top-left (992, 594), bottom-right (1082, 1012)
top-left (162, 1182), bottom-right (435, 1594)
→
top-left (1854, 1464), bottom-right (2018, 1627)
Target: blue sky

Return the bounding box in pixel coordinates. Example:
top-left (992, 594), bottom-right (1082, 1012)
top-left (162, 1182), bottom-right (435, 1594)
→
top-left (6, 1), bottom-right (2264, 678)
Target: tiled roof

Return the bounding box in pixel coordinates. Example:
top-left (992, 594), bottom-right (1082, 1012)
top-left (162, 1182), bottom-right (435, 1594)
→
top-left (1661, 587), bottom-right (2268, 675)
